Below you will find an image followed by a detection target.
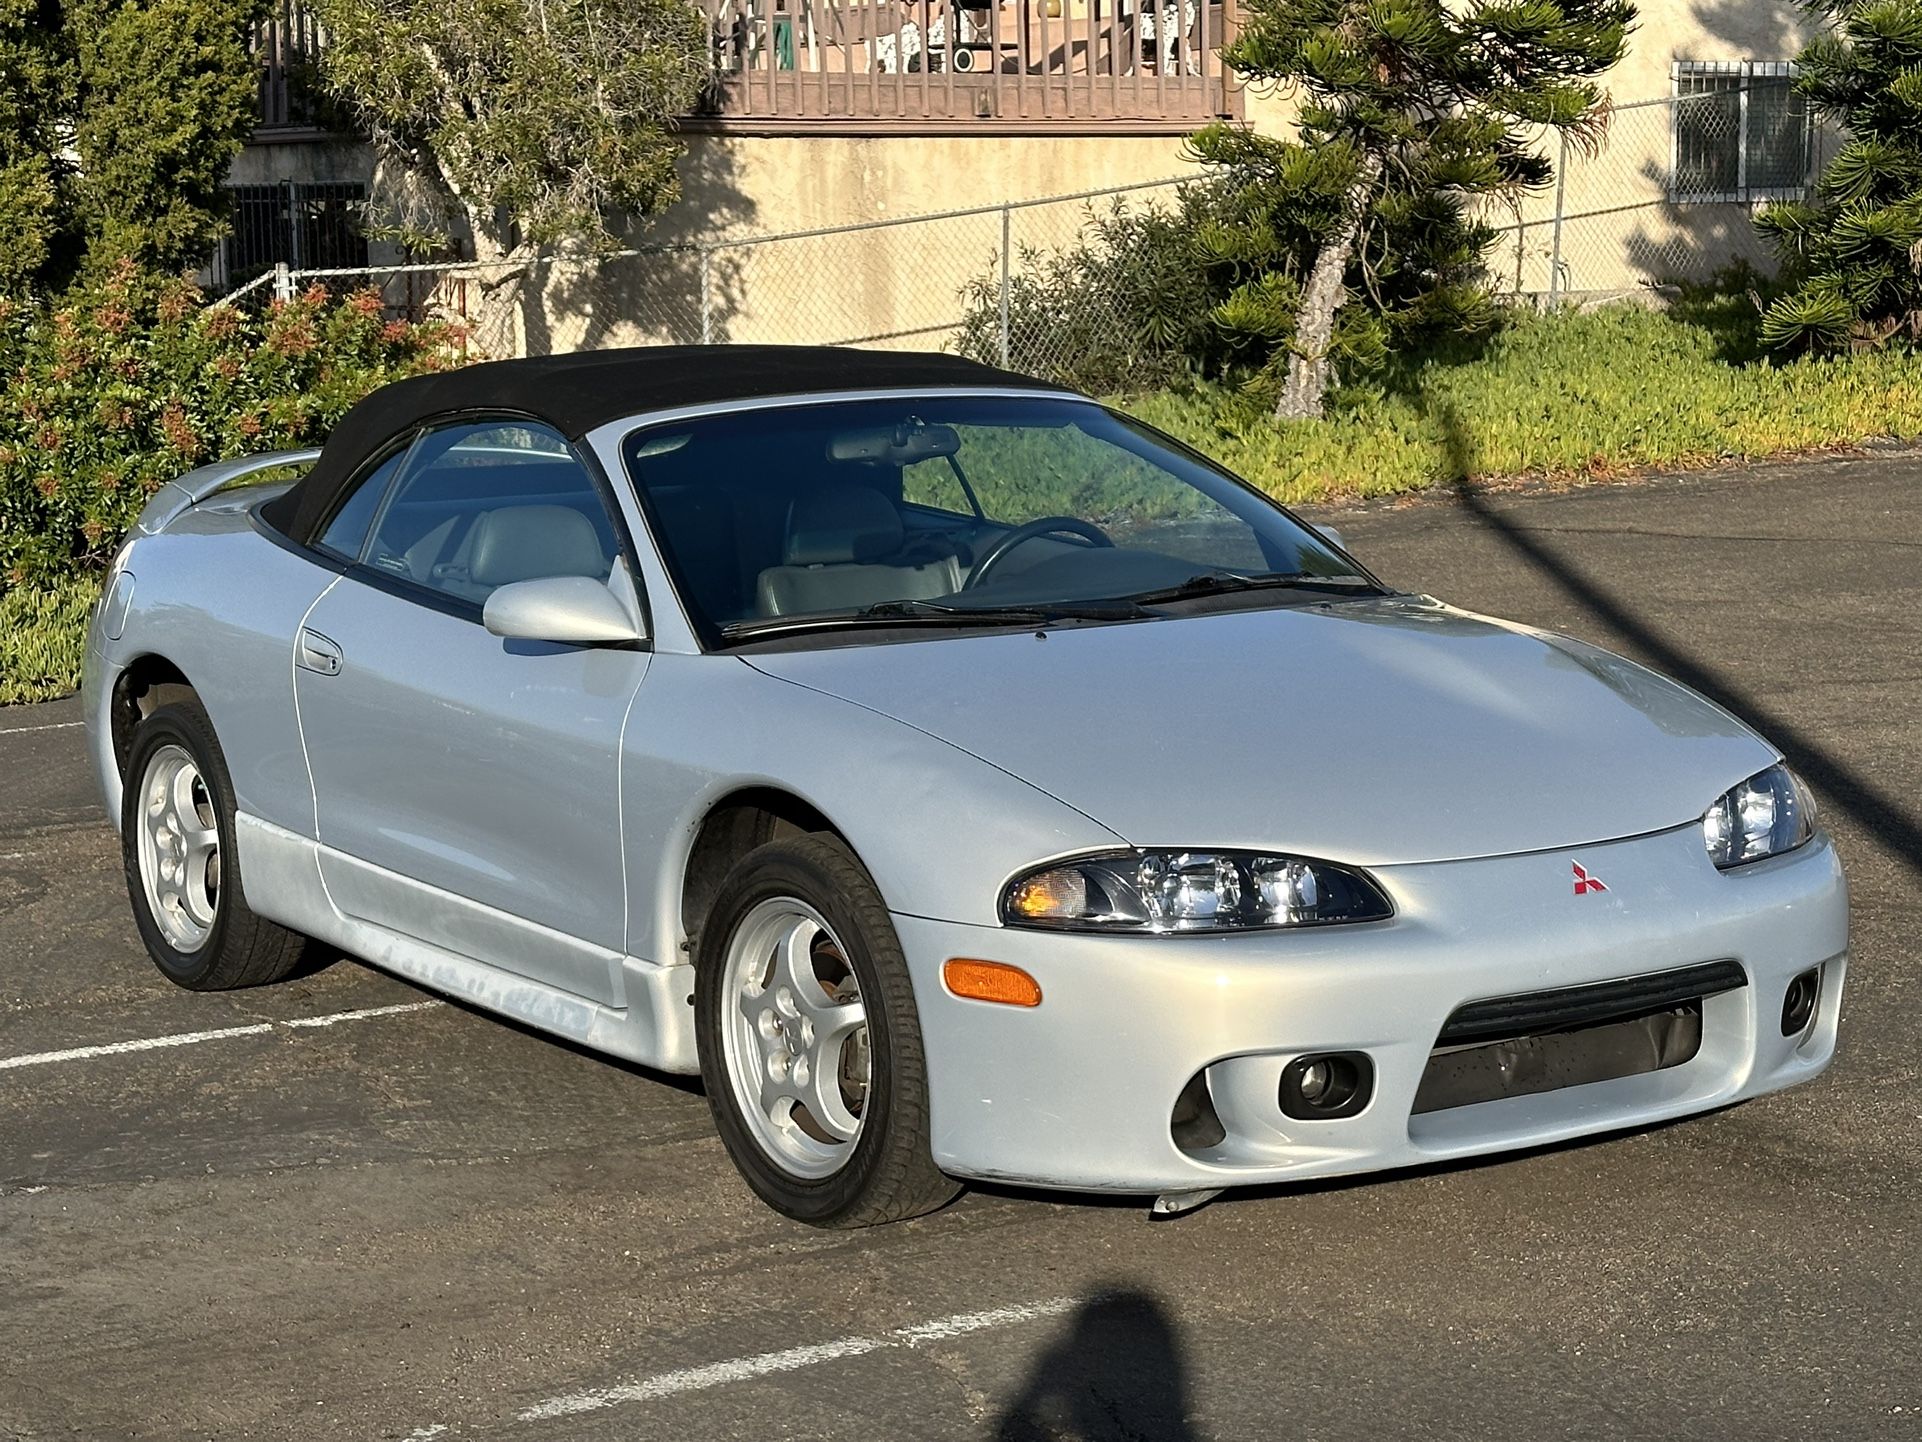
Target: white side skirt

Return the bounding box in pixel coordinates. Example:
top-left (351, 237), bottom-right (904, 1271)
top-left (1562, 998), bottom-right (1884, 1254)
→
top-left (233, 813), bottom-right (699, 1074)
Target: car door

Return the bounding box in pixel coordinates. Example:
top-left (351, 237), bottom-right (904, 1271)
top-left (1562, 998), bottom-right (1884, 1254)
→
top-left (292, 417), bottom-right (648, 1007)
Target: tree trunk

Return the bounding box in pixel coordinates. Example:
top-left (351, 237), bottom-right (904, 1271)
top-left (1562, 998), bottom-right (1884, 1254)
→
top-left (1276, 161), bottom-right (1381, 422)
top-left (466, 223), bottom-right (537, 359)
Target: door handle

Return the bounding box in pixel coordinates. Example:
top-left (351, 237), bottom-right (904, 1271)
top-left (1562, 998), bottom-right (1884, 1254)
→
top-left (297, 628), bottom-right (343, 677)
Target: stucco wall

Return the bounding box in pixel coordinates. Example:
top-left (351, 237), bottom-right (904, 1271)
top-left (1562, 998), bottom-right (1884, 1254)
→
top-left (656, 131), bottom-right (1193, 241)
top-left (485, 129), bottom-right (1200, 355)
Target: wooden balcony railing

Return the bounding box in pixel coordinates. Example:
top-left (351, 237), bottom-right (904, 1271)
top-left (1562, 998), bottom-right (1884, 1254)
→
top-left (255, 1), bottom-right (328, 133)
top-left (251, 1), bottom-right (1237, 141)
top-left (693, 0), bottom-right (1240, 130)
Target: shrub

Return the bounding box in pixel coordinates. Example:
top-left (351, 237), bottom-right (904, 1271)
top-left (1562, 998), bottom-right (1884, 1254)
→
top-left (955, 187), bottom-right (1234, 393)
top-left (0, 261), bottom-right (461, 587)
top-left (0, 261), bottom-right (462, 703)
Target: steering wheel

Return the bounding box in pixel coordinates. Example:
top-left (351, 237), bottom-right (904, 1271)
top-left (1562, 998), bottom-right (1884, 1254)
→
top-left (966, 516), bottom-right (1114, 589)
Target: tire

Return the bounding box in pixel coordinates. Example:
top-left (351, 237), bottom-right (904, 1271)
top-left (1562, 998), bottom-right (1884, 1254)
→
top-left (121, 698), bottom-right (309, 991)
top-left (695, 834), bottom-right (961, 1227)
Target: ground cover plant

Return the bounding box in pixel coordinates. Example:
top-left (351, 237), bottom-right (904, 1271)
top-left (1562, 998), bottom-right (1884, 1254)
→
top-left (1124, 296), bottom-right (1922, 505)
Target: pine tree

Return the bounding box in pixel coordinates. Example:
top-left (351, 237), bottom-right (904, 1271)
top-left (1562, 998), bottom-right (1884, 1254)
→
top-left (1755, 1), bottom-right (1922, 352)
top-left (67, 0), bottom-right (268, 282)
top-left (0, 0), bottom-right (63, 295)
top-left (0, 0), bottom-right (264, 297)
top-left (1192, 0), bottom-right (1634, 419)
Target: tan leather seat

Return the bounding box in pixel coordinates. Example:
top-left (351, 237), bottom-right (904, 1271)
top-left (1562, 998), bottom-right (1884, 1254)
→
top-left (756, 485), bottom-right (961, 617)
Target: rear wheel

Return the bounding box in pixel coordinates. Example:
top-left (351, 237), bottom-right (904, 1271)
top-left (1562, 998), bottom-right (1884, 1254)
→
top-left (695, 835), bottom-right (960, 1227)
top-left (122, 699), bottom-right (309, 991)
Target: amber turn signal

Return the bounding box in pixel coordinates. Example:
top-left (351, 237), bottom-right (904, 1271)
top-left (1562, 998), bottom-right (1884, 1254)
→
top-left (942, 958), bottom-right (1043, 1008)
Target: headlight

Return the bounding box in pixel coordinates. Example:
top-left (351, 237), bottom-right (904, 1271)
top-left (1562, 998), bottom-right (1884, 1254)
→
top-left (1703, 765), bottom-right (1815, 869)
top-left (1001, 849), bottom-right (1393, 933)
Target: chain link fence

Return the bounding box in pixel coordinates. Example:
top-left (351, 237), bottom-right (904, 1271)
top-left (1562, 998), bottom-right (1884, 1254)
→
top-left (220, 83), bottom-right (1837, 375)
top-left (1488, 78), bottom-right (1837, 301)
top-left (221, 178), bottom-right (1194, 377)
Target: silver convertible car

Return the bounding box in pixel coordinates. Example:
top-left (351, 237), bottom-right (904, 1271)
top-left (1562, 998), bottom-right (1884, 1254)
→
top-left (82, 347), bottom-right (1847, 1226)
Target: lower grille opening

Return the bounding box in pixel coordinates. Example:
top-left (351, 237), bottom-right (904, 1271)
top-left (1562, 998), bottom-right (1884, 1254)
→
top-left (1413, 1002), bottom-right (1705, 1115)
top-left (1170, 1069), bottom-right (1227, 1153)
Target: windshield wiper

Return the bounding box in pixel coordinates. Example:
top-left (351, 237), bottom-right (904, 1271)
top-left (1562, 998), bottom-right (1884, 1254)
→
top-left (1121, 570), bottom-right (1383, 605)
top-left (718, 596), bottom-right (1149, 642)
top-left (858, 597), bottom-right (1151, 622)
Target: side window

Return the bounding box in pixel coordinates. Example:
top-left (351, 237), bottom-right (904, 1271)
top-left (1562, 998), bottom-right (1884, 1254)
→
top-left (900, 456), bottom-right (973, 518)
top-left (360, 419), bottom-right (621, 608)
top-left (316, 445), bottom-right (409, 561)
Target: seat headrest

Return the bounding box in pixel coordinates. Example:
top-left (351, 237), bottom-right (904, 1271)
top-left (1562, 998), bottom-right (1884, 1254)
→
top-left (784, 485), bottom-right (905, 567)
top-left (469, 505), bottom-right (607, 588)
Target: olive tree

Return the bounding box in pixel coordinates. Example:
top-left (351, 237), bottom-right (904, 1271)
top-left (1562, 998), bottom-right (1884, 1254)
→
top-left (309, 0), bottom-right (710, 340)
top-left (1193, 0), bottom-right (1635, 419)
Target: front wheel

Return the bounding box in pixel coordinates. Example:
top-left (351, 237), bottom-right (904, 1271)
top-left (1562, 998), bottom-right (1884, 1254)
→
top-left (695, 835), bottom-right (961, 1227)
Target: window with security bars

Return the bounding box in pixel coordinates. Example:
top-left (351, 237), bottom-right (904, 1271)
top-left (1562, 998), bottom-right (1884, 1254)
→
top-left (217, 181), bottom-right (368, 292)
top-left (1672, 61), bottom-right (1813, 203)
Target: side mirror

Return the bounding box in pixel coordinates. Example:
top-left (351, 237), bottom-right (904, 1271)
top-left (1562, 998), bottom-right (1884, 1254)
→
top-left (483, 575), bottom-right (645, 645)
top-left (1314, 524), bottom-right (1347, 552)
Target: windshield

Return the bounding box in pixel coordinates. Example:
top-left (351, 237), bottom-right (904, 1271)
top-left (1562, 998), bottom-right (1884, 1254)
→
top-left (620, 395), bottom-right (1373, 642)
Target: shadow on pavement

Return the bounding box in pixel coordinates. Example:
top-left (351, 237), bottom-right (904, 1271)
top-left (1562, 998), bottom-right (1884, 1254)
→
top-left (1427, 398), bottom-right (1922, 880)
top-left (995, 1288), bottom-right (1200, 1442)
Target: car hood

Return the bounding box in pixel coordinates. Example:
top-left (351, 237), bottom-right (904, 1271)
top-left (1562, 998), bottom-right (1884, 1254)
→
top-left (743, 597), bottom-right (1779, 866)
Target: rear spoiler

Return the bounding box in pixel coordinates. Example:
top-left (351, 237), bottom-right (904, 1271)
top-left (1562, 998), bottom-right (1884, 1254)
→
top-left (132, 448), bottom-right (322, 536)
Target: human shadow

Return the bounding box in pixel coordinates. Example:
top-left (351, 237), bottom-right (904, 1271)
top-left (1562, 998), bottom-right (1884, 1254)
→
top-left (1423, 394), bottom-right (1922, 881)
top-left (994, 1288), bottom-right (1202, 1442)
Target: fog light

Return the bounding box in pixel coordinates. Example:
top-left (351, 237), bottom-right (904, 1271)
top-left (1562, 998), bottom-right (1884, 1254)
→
top-left (1279, 1051), bottom-right (1373, 1120)
top-left (1781, 968), bottom-right (1819, 1036)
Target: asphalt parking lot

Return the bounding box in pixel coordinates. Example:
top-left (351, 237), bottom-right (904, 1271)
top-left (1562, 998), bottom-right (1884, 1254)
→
top-left (2, 451), bottom-right (1918, 1441)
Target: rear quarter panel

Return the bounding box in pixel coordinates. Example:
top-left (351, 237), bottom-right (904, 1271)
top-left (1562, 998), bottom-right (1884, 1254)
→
top-left (96, 492), bottom-right (334, 837)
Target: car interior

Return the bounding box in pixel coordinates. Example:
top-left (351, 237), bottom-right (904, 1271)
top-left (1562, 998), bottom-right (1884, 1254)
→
top-left (362, 446), bottom-right (624, 607)
top-left (632, 425), bottom-right (1083, 626)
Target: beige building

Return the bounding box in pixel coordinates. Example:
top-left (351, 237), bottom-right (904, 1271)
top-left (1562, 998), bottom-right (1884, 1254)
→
top-left (231, 0), bottom-right (1828, 350)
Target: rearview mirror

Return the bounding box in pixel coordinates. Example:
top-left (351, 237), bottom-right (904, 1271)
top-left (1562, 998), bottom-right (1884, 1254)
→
top-left (483, 575), bottom-right (645, 646)
top-left (828, 421), bottom-right (962, 465)
top-left (1314, 524), bottom-right (1347, 552)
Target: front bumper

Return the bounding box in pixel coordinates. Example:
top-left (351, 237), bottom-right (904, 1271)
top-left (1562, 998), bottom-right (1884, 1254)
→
top-left (894, 825), bottom-right (1847, 1194)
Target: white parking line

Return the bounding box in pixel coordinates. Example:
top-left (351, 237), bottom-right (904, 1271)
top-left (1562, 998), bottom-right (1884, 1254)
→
top-left (0, 1000), bottom-right (442, 1071)
top-left (517, 1298), bottom-right (1075, 1423)
top-left (0, 720), bottom-right (84, 736)
top-left (281, 1001), bottom-right (442, 1028)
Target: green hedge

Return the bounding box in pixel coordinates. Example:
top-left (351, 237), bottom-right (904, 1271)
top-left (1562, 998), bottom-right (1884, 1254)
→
top-left (0, 262), bottom-right (458, 587)
top-left (0, 264), bottom-right (459, 704)
top-left (6, 289), bottom-right (1921, 707)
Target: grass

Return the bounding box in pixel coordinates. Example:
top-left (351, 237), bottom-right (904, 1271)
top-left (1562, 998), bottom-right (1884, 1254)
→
top-left (1122, 300), bottom-right (1922, 506)
top-left (0, 576), bottom-right (97, 706)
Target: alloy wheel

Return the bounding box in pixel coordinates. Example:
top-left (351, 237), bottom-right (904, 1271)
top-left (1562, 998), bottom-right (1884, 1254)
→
top-left (719, 897), bottom-right (872, 1179)
top-left (135, 743), bottom-right (221, 952)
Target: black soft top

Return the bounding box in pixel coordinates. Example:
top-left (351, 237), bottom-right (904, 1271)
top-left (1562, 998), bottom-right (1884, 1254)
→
top-left (262, 344), bottom-right (1069, 545)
